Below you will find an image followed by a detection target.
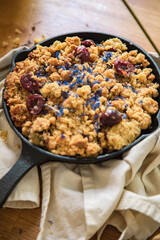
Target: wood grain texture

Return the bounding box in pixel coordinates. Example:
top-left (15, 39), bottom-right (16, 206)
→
top-left (0, 0), bottom-right (159, 239)
top-left (0, 206), bottom-right (122, 240)
top-left (0, 208), bottom-right (41, 240)
top-left (126, 0), bottom-right (160, 51)
top-left (0, 0), bottom-right (154, 58)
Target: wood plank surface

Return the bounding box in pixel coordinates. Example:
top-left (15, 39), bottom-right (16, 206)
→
top-left (126, 0), bottom-right (160, 52)
top-left (0, 0), bottom-right (159, 239)
top-left (1, 205), bottom-right (160, 240)
top-left (0, 0), bottom-right (154, 58)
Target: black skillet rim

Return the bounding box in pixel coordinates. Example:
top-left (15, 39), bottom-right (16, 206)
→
top-left (2, 31), bottom-right (160, 163)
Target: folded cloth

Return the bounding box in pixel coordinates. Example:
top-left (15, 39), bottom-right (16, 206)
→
top-left (0, 48), bottom-right (160, 240)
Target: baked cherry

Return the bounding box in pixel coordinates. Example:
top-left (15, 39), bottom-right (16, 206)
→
top-left (74, 46), bottom-right (90, 62)
top-left (20, 73), bottom-right (39, 92)
top-left (82, 39), bottom-right (95, 47)
top-left (107, 47), bottom-right (117, 52)
top-left (26, 94), bottom-right (45, 115)
top-left (114, 58), bottom-right (134, 77)
top-left (100, 109), bottom-right (122, 127)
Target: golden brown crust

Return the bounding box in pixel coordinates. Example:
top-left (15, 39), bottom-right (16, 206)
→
top-left (4, 36), bottom-right (159, 157)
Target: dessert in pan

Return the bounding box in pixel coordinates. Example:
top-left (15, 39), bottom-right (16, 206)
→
top-left (4, 35), bottom-right (159, 157)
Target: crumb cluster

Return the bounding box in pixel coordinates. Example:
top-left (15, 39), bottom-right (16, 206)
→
top-left (1, 27), bottom-right (45, 50)
top-left (0, 131), bottom-right (8, 143)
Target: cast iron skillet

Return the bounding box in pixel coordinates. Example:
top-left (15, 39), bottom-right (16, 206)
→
top-left (0, 32), bottom-right (160, 207)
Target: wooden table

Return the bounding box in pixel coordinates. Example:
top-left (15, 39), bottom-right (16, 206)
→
top-left (126, 0), bottom-right (160, 52)
top-left (0, 0), bottom-right (159, 239)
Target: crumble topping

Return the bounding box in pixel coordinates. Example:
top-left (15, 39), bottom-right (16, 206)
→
top-left (4, 36), bottom-right (159, 157)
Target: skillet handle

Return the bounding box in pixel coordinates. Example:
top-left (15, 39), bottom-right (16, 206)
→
top-left (0, 141), bottom-right (43, 208)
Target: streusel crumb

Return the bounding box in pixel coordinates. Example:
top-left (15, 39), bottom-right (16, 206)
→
top-left (0, 131), bottom-right (8, 142)
top-left (13, 37), bottom-right (20, 48)
top-left (2, 41), bottom-right (8, 48)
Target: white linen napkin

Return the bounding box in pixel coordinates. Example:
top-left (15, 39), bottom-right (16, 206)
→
top-left (0, 48), bottom-right (160, 240)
